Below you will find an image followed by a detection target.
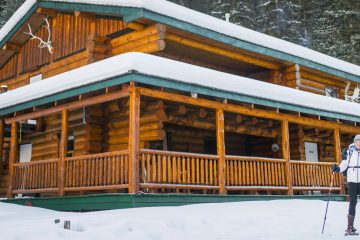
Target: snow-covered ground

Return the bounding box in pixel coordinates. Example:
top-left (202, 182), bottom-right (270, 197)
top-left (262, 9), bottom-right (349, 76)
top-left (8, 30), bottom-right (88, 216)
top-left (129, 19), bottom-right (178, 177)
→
top-left (0, 199), bottom-right (354, 239)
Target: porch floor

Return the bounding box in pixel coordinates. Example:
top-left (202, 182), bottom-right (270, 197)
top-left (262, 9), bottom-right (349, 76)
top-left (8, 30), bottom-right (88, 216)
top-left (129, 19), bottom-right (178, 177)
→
top-left (0, 193), bottom-right (346, 211)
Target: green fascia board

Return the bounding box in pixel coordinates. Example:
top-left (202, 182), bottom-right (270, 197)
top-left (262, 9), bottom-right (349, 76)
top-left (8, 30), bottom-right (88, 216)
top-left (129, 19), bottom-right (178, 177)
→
top-left (0, 73), bottom-right (134, 116)
top-left (1, 72), bottom-right (360, 123)
top-left (38, 1), bottom-right (144, 23)
top-left (133, 73), bottom-right (360, 123)
top-left (1, 194), bottom-right (346, 211)
top-left (0, 3), bottom-right (39, 50)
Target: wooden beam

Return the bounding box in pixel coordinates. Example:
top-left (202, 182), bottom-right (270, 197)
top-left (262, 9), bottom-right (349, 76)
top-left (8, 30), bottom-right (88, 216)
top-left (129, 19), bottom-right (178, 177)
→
top-left (281, 120), bottom-right (293, 195)
top-left (128, 84), bottom-right (140, 193)
top-left (2, 43), bottom-right (21, 53)
top-left (36, 8), bottom-right (58, 17)
top-left (333, 128), bottom-right (344, 194)
top-left (5, 90), bottom-right (129, 124)
top-left (216, 109), bottom-right (226, 195)
top-left (137, 87), bottom-right (360, 133)
top-left (58, 109), bottom-right (69, 197)
top-left (7, 121), bottom-right (18, 198)
top-left (166, 33), bottom-right (281, 70)
top-left (0, 119), bottom-right (4, 176)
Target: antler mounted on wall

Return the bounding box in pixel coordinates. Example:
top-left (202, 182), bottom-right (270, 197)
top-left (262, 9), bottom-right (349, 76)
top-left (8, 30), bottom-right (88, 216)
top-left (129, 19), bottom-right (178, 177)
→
top-left (24, 18), bottom-right (53, 54)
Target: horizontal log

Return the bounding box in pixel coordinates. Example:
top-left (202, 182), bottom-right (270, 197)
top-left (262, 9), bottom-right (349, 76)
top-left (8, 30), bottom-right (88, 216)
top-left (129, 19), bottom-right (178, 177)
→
top-left (6, 90), bottom-right (129, 124)
top-left (111, 23), bottom-right (166, 47)
top-left (166, 33), bottom-right (281, 69)
top-left (111, 39), bottom-right (166, 56)
top-left (107, 130), bottom-right (165, 145)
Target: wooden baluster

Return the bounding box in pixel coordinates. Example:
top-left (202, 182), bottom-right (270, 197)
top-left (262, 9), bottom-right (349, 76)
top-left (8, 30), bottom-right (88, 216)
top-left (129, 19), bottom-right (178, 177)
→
top-left (209, 159), bottom-right (213, 185)
top-left (187, 157), bottom-right (191, 184)
top-left (151, 154), bottom-right (156, 183)
top-left (182, 156), bottom-right (186, 184)
top-left (167, 155), bottom-right (172, 183)
top-left (216, 109), bottom-right (226, 194)
top-left (128, 85), bottom-right (140, 193)
top-left (140, 154), bottom-right (145, 183)
top-left (157, 155), bottom-right (162, 183)
top-left (196, 157), bottom-right (200, 184)
top-left (172, 156), bottom-right (177, 184)
top-left (281, 120), bottom-right (293, 195)
top-left (191, 157), bottom-right (195, 184)
top-left (58, 109), bottom-right (68, 196)
top-left (7, 121), bottom-right (18, 198)
top-left (162, 155), bottom-right (167, 183)
top-left (200, 158), bottom-right (204, 184)
top-left (205, 159), bottom-right (209, 185)
top-left (146, 154), bottom-right (151, 183)
top-left (229, 160), bottom-right (233, 186)
top-left (177, 156), bottom-right (181, 184)
top-left (333, 128), bottom-right (344, 193)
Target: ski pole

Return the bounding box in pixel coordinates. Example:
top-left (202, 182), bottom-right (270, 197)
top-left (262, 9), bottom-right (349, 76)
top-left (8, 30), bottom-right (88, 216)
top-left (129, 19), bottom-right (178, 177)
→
top-left (322, 172), bottom-right (335, 234)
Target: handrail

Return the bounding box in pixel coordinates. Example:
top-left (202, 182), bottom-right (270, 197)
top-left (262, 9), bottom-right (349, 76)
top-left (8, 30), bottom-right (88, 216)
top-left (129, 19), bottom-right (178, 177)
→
top-left (226, 155), bottom-right (285, 163)
top-left (290, 160), bottom-right (335, 166)
top-left (13, 158), bottom-right (59, 167)
top-left (140, 149), bottom-right (219, 159)
top-left (65, 150), bottom-right (129, 161)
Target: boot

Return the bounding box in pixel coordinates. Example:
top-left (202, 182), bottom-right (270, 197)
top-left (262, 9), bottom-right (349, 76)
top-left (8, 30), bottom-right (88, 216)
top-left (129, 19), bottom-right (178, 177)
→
top-left (345, 215), bottom-right (359, 236)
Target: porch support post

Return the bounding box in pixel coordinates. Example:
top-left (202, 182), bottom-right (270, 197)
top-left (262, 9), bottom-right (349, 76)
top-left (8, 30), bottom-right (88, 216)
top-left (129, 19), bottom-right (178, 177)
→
top-left (281, 120), bottom-right (293, 195)
top-left (0, 119), bottom-right (4, 176)
top-left (58, 109), bottom-right (69, 196)
top-left (7, 121), bottom-right (18, 198)
top-left (333, 127), bottom-right (344, 194)
top-left (128, 84), bottom-right (140, 193)
top-left (216, 108), bottom-right (226, 195)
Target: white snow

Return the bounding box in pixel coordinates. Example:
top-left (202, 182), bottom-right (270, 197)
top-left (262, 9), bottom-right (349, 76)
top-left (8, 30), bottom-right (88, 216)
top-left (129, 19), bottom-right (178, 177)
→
top-left (0, 52), bottom-right (358, 120)
top-left (1, 0), bottom-right (360, 78)
top-left (0, 199), bottom-right (354, 240)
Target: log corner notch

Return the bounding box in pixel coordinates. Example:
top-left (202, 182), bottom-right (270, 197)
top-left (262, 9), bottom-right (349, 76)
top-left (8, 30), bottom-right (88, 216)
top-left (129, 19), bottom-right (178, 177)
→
top-left (110, 22), bottom-right (167, 56)
top-left (128, 83), bottom-right (140, 193)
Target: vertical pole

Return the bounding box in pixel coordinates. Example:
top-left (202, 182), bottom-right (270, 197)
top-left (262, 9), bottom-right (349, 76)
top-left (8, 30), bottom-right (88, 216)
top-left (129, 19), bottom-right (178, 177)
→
top-left (281, 120), bottom-right (293, 195)
top-left (58, 109), bottom-right (68, 196)
top-left (333, 128), bottom-right (344, 194)
top-left (216, 109), bottom-right (226, 195)
top-left (7, 121), bottom-right (18, 198)
top-left (128, 84), bottom-right (140, 193)
top-left (0, 119), bottom-right (4, 177)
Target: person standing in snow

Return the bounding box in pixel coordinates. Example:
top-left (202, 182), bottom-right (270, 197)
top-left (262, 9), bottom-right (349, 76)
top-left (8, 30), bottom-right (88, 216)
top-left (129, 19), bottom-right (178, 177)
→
top-left (332, 135), bottom-right (360, 236)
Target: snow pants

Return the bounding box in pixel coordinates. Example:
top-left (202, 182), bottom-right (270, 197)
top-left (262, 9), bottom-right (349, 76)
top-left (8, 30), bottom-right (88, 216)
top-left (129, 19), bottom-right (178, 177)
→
top-left (348, 182), bottom-right (360, 216)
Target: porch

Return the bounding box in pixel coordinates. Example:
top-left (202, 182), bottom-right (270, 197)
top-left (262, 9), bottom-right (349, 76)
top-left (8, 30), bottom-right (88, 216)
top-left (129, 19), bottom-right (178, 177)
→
top-left (2, 53), bottom-right (359, 198)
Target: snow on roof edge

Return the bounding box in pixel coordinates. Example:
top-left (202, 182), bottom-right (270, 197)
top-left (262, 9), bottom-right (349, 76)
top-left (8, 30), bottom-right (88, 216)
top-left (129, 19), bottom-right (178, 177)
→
top-left (0, 0), bottom-right (360, 79)
top-left (0, 52), bottom-right (359, 122)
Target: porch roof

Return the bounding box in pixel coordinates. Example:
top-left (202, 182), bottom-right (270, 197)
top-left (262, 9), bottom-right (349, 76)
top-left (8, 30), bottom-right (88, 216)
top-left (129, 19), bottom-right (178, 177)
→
top-left (0, 52), bottom-right (359, 122)
top-left (0, 0), bottom-right (360, 83)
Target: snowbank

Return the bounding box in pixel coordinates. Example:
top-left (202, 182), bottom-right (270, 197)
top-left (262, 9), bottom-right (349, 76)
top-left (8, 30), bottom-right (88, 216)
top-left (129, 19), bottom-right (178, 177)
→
top-left (0, 199), bottom-right (352, 240)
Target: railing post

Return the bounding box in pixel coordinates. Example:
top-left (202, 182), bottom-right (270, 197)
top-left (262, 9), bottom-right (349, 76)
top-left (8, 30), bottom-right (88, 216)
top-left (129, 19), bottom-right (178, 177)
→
top-left (281, 120), bottom-right (293, 195)
top-left (58, 109), bottom-right (69, 196)
top-left (216, 108), bottom-right (226, 195)
top-left (0, 119), bottom-right (4, 177)
top-left (7, 121), bottom-right (18, 198)
top-left (333, 127), bottom-right (344, 194)
top-left (128, 84), bottom-right (140, 193)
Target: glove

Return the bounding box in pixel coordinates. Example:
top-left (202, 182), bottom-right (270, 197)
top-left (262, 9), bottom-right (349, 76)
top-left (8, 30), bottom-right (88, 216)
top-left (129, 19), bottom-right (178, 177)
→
top-left (331, 164), bottom-right (340, 173)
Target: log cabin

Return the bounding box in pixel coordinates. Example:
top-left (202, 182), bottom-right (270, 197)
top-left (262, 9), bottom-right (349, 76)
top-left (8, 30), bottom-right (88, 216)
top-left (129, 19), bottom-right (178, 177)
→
top-left (0, 0), bottom-right (359, 198)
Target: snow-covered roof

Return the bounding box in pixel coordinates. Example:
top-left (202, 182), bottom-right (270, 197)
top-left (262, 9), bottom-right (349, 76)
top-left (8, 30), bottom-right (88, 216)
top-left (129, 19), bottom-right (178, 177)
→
top-left (1, 0), bottom-right (360, 79)
top-left (0, 52), bottom-right (359, 121)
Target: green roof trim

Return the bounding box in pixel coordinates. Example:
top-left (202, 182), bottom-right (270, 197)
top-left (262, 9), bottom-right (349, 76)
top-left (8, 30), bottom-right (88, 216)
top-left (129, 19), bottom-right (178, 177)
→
top-left (1, 72), bottom-right (360, 123)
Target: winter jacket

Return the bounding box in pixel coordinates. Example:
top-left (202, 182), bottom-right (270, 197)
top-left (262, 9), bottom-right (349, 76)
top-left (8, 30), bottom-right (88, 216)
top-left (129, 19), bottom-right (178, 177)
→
top-left (339, 143), bottom-right (360, 183)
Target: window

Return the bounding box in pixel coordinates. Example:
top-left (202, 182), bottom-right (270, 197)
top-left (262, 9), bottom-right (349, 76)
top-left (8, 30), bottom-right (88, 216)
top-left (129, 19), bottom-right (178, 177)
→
top-left (19, 144), bottom-right (32, 163)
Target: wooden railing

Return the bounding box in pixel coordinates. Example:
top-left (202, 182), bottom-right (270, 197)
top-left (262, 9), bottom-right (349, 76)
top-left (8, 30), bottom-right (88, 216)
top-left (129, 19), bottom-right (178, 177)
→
top-left (139, 149), bottom-right (220, 190)
top-left (225, 156), bottom-right (288, 191)
top-left (290, 160), bottom-right (340, 190)
top-left (64, 150), bottom-right (129, 191)
top-left (10, 150), bottom-right (340, 195)
top-left (12, 159), bottom-right (58, 194)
